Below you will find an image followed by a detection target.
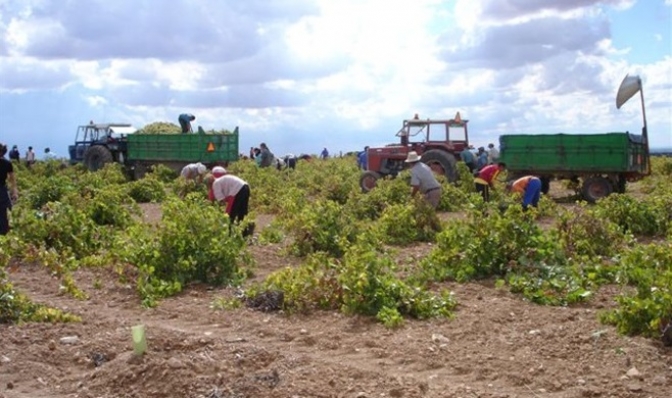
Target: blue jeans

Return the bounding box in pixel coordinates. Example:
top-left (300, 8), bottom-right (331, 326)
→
top-left (523, 178), bottom-right (541, 209)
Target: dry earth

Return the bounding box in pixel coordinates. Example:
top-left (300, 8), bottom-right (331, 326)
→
top-left (1, 198), bottom-right (670, 398)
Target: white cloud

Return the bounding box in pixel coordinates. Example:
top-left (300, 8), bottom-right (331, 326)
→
top-left (0, 0), bottom-right (670, 155)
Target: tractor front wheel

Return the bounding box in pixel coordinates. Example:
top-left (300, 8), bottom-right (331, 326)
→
top-left (83, 145), bottom-right (113, 172)
top-left (359, 171), bottom-right (381, 192)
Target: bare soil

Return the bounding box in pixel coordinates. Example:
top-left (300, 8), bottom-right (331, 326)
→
top-left (1, 203), bottom-right (670, 398)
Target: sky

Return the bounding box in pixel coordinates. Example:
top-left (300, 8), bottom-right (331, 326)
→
top-left (0, 0), bottom-right (670, 160)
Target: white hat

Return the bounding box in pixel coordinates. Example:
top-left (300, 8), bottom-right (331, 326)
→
top-left (196, 163), bottom-right (207, 174)
top-left (212, 166), bottom-right (227, 177)
top-left (405, 151), bottom-right (421, 163)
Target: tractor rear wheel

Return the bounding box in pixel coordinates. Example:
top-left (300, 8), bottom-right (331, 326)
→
top-left (421, 150), bottom-right (457, 182)
top-left (359, 171), bottom-right (381, 192)
top-left (581, 176), bottom-right (613, 203)
top-left (83, 145), bottom-right (113, 171)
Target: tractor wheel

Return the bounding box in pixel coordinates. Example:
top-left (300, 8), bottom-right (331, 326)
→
top-left (359, 171), bottom-right (381, 192)
top-left (421, 150), bottom-right (457, 182)
top-left (83, 145), bottom-right (113, 172)
top-left (581, 176), bottom-right (613, 203)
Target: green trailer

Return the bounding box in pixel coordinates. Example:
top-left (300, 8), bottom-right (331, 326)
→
top-left (69, 122), bottom-right (239, 179)
top-left (127, 128), bottom-right (239, 178)
top-left (499, 74), bottom-right (651, 203)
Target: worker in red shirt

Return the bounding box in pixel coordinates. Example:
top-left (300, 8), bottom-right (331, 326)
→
top-left (507, 175), bottom-right (542, 210)
top-left (474, 162), bottom-right (506, 202)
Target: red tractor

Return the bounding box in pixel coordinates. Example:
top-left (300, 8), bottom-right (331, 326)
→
top-left (359, 112), bottom-right (470, 191)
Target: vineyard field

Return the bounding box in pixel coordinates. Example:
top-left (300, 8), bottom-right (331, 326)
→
top-left (1, 157), bottom-right (671, 398)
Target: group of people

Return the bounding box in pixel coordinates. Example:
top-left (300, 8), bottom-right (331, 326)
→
top-left (404, 150), bottom-right (541, 211)
top-left (7, 145), bottom-right (37, 167)
top-left (460, 143), bottom-right (500, 173)
top-left (472, 162), bottom-right (542, 210)
top-left (249, 143), bottom-right (296, 170)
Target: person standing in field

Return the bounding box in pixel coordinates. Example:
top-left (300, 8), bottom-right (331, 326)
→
top-left (474, 162), bottom-right (506, 202)
top-left (320, 147), bottom-right (329, 160)
top-left (259, 143), bottom-right (274, 168)
top-left (487, 143), bottom-right (499, 164)
top-left (460, 145), bottom-right (477, 173)
top-left (476, 147), bottom-right (489, 170)
top-left (25, 146), bottom-right (35, 168)
top-left (1, 143), bottom-right (19, 235)
top-left (8, 146), bottom-right (20, 162)
top-left (357, 146), bottom-right (369, 170)
top-left (507, 175), bottom-right (542, 210)
top-left (405, 151), bottom-right (441, 208)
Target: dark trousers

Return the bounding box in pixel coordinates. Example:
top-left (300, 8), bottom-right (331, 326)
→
top-left (475, 183), bottom-right (490, 202)
top-left (230, 185), bottom-right (250, 224)
top-left (286, 158), bottom-right (296, 170)
top-left (0, 187), bottom-right (11, 235)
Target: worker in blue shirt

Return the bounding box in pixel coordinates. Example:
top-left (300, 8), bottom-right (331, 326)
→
top-left (178, 114), bottom-right (196, 133)
top-left (357, 146), bottom-right (369, 170)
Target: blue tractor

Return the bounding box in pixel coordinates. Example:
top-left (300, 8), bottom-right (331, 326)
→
top-left (68, 122), bottom-right (136, 171)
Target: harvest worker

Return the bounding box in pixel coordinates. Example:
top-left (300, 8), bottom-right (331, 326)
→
top-left (259, 143), bottom-right (274, 168)
top-left (180, 162), bottom-right (207, 182)
top-left (507, 175), bottom-right (542, 210)
top-left (178, 113), bottom-right (196, 133)
top-left (206, 169), bottom-right (253, 236)
top-left (357, 146), bottom-right (369, 170)
top-left (1, 143), bottom-right (19, 235)
top-left (8, 145), bottom-right (20, 162)
top-left (474, 162), bottom-right (506, 202)
top-left (460, 145), bottom-right (477, 173)
top-left (487, 143), bottom-right (499, 164)
top-left (405, 151), bottom-right (441, 208)
top-left (207, 166), bottom-right (228, 201)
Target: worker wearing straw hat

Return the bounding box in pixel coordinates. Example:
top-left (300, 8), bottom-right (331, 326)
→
top-left (404, 151), bottom-right (441, 208)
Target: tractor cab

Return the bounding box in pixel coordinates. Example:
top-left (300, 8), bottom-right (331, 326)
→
top-left (395, 113), bottom-right (469, 151)
top-left (69, 123), bottom-right (135, 165)
top-left (360, 112), bottom-right (470, 191)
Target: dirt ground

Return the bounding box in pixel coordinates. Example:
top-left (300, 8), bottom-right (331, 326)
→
top-left (1, 201), bottom-right (670, 398)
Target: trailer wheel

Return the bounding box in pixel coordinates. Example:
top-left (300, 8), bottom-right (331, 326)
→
top-left (582, 177), bottom-right (613, 203)
top-left (421, 150), bottom-right (457, 182)
top-left (359, 171), bottom-right (381, 192)
top-left (83, 145), bottom-right (113, 171)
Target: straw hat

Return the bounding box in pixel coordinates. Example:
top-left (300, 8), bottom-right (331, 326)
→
top-left (405, 151), bottom-right (422, 163)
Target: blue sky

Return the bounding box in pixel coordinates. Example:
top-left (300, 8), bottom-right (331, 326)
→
top-left (0, 0), bottom-right (670, 159)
